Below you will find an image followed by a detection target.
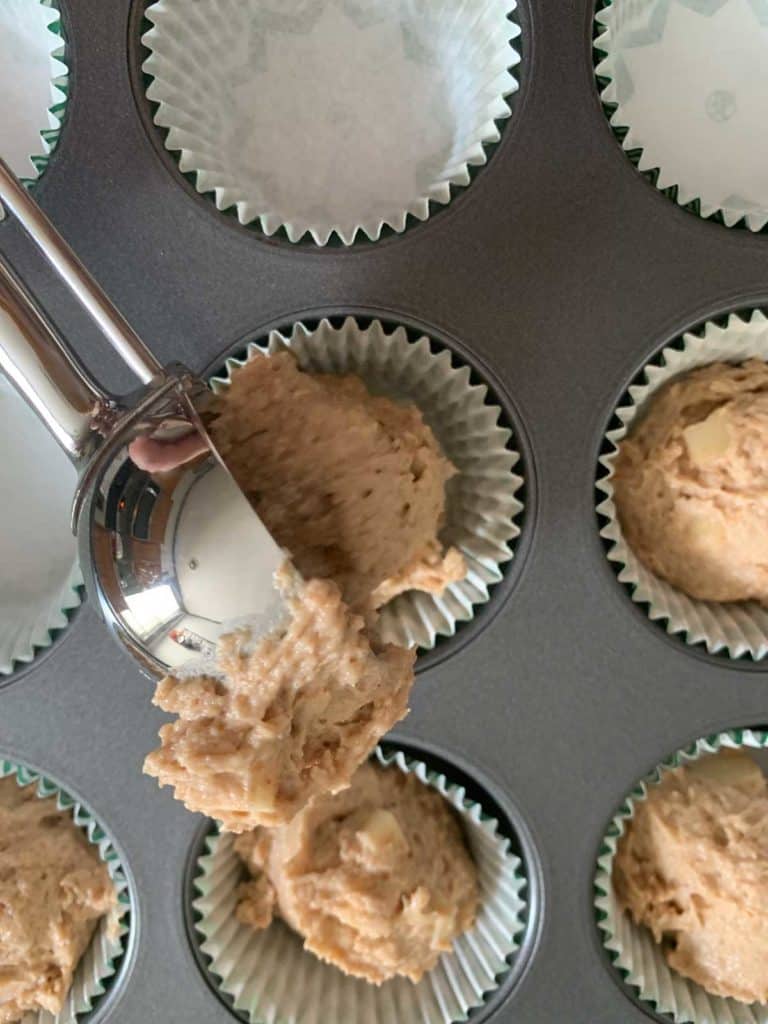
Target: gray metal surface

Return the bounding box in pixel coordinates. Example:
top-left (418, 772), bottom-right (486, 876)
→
top-left (2, 0), bottom-right (768, 1021)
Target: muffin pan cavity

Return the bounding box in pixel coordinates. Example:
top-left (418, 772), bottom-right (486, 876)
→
top-left (0, 757), bottom-right (135, 1024)
top-left (0, 373), bottom-right (83, 678)
top-left (184, 743), bottom-right (536, 1024)
top-left (595, 728), bottom-right (768, 1024)
top-left (207, 315), bottom-right (528, 663)
top-left (597, 309), bottom-right (768, 663)
top-left (138, 0), bottom-right (522, 245)
top-left (594, 0), bottom-right (768, 232)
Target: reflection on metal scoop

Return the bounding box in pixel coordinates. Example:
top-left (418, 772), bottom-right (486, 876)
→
top-left (84, 387), bottom-right (286, 675)
top-left (0, 157), bottom-right (284, 676)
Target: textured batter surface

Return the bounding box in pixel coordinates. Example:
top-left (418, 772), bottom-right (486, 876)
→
top-left (0, 778), bottom-right (116, 1023)
top-left (144, 570), bottom-right (415, 831)
top-left (210, 351), bottom-right (465, 612)
top-left (613, 750), bottom-right (768, 1004)
top-left (234, 761), bottom-right (479, 985)
top-left (613, 360), bottom-right (768, 604)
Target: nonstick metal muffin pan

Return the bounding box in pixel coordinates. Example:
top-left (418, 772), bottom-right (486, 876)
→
top-left (3, 1), bottom-right (768, 1022)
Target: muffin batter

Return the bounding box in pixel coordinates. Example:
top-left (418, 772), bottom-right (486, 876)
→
top-left (234, 761), bottom-right (479, 984)
top-left (210, 351), bottom-right (465, 612)
top-left (613, 749), bottom-right (768, 1004)
top-left (613, 359), bottom-right (768, 604)
top-left (370, 538), bottom-right (467, 608)
top-left (144, 569), bottom-right (415, 831)
top-left (0, 777), bottom-right (117, 1023)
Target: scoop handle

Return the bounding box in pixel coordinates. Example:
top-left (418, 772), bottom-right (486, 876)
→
top-left (0, 157), bottom-right (163, 386)
top-left (0, 254), bottom-right (114, 462)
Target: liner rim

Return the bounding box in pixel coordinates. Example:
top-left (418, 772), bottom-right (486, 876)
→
top-left (0, 757), bottom-right (133, 1024)
top-left (206, 314), bottom-right (525, 652)
top-left (140, 0), bottom-right (522, 246)
top-left (594, 727), bottom-right (768, 1023)
top-left (596, 307), bottom-right (768, 661)
top-left (190, 743), bottom-right (528, 1024)
top-left (593, 0), bottom-right (768, 234)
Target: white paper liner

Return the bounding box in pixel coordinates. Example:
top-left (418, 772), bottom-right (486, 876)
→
top-left (193, 746), bottom-right (527, 1024)
top-left (0, 3), bottom-right (75, 664)
top-left (209, 316), bottom-right (524, 651)
top-left (0, 375), bottom-right (83, 675)
top-left (0, 0), bottom-right (67, 185)
top-left (142, 0), bottom-right (521, 245)
top-left (595, 728), bottom-right (768, 1024)
top-left (597, 309), bottom-right (768, 660)
top-left (595, 0), bottom-right (768, 232)
top-left (0, 759), bottom-right (132, 1024)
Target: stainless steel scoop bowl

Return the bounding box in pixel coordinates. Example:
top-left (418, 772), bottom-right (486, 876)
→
top-left (0, 158), bottom-right (285, 677)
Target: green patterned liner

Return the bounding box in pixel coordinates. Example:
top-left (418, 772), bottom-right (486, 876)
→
top-left (595, 729), bottom-right (768, 1024)
top-left (0, 759), bottom-right (132, 1024)
top-left (1, 0), bottom-right (69, 188)
top-left (597, 309), bottom-right (768, 660)
top-left (192, 746), bottom-right (527, 1024)
top-left (209, 316), bottom-right (524, 652)
top-left (594, 0), bottom-right (768, 233)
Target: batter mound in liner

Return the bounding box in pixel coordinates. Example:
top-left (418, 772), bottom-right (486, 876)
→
top-left (614, 749), bottom-right (768, 1004)
top-left (0, 777), bottom-right (117, 1023)
top-left (234, 760), bottom-right (479, 984)
top-left (209, 350), bottom-right (465, 614)
top-left (613, 360), bottom-right (768, 605)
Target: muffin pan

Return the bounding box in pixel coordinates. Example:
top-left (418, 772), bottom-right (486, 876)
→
top-left (3, 0), bottom-right (768, 1021)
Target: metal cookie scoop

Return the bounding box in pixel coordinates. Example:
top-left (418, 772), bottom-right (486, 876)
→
top-left (0, 158), bottom-right (285, 677)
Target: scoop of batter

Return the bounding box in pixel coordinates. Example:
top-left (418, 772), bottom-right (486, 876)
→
top-left (144, 569), bottom-right (415, 831)
top-left (613, 360), bottom-right (768, 604)
top-left (234, 760), bottom-right (479, 985)
top-left (0, 778), bottom-right (117, 1023)
top-left (613, 749), bottom-right (768, 1004)
top-left (210, 351), bottom-right (465, 612)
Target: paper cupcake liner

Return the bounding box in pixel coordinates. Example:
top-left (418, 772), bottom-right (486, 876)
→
top-left (142, 0), bottom-right (521, 245)
top-left (597, 308), bottom-right (768, 660)
top-left (595, 728), bottom-right (768, 1024)
top-left (0, 376), bottom-right (83, 676)
top-left (192, 746), bottom-right (527, 1024)
top-left (0, 562), bottom-right (83, 677)
top-left (0, 0), bottom-right (68, 187)
top-left (0, 758), bottom-right (132, 1024)
top-left (594, 0), bottom-right (768, 232)
top-left (0, 3), bottom-right (76, 672)
top-left (209, 316), bottom-right (524, 651)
